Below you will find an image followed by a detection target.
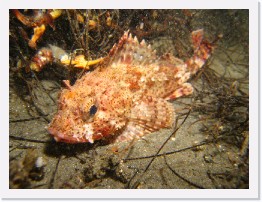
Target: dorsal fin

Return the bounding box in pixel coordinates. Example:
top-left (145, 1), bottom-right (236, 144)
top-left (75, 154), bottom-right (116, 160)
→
top-left (159, 52), bottom-right (185, 66)
top-left (107, 31), bottom-right (158, 66)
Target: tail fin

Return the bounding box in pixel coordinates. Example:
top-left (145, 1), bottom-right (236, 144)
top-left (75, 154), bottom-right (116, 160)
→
top-left (186, 29), bottom-right (214, 75)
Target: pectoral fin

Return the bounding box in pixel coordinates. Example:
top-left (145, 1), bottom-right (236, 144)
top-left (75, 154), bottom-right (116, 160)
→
top-left (114, 96), bottom-right (175, 143)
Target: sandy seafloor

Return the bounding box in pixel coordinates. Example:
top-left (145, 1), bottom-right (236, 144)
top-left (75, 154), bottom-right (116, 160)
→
top-left (9, 10), bottom-right (249, 189)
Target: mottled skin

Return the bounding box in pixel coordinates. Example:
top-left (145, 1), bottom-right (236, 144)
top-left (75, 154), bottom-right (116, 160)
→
top-left (48, 30), bottom-right (213, 143)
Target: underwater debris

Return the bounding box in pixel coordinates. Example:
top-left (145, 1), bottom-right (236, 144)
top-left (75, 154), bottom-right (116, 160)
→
top-left (12, 9), bottom-right (62, 49)
top-left (29, 45), bottom-right (105, 72)
top-left (9, 149), bottom-right (46, 188)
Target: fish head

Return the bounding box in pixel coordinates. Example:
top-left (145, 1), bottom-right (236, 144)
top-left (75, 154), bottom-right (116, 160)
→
top-left (48, 83), bottom-right (131, 143)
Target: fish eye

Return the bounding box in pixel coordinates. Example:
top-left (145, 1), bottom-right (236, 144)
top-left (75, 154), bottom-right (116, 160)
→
top-left (89, 105), bottom-right (97, 115)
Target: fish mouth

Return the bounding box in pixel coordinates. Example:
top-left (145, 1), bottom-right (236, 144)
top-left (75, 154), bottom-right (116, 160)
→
top-left (48, 127), bottom-right (88, 143)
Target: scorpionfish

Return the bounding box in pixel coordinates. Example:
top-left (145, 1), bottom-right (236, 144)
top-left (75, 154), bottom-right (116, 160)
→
top-left (48, 29), bottom-right (213, 143)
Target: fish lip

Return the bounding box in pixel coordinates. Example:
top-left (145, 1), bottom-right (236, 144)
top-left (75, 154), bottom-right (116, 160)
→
top-left (47, 127), bottom-right (88, 143)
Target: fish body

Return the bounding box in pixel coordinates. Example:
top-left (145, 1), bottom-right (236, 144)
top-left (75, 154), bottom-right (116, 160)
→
top-left (48, 30), bottom-right (213, 143)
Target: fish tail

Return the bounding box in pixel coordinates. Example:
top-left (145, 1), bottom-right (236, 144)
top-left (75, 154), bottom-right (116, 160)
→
top-left (186, 29), bottom-right (216, 75)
